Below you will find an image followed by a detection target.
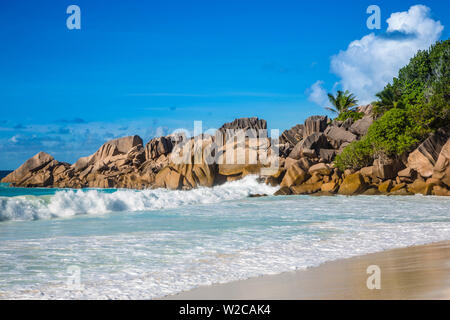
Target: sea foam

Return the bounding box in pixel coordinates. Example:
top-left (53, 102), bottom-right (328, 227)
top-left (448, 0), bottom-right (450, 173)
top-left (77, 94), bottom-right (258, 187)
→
top-left (0, 176), bottom-right (278, 221)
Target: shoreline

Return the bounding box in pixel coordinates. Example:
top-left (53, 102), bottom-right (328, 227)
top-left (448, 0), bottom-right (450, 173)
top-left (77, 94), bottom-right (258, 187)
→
top-left (164, 241), bottom-right (450, 300)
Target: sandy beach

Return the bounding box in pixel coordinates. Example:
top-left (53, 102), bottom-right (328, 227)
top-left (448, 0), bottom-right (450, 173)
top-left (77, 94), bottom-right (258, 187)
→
top-left (165, 241), bottom-right (450, 300)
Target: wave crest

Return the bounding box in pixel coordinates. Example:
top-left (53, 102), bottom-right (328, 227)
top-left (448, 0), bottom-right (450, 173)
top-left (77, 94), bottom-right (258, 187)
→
top-left (0, 176), bottom-right (277, 221)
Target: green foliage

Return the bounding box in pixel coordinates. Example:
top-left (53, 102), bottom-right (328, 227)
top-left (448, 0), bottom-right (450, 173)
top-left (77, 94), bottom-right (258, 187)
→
top-left (334, 110), bottom-right (364, 122)
top-left (365, 108), bottom-right (421, 156)
top-left (374, 39), bottom-right (449, 129)
top-left (335, 108), bottom-right (421, 170)
top-left (326, 90), bottom-right (358, 114)
top-left (373, 84), bottom-right (403, 116)
top-left (336, 39), bottom-right (449, 170)
top-left (334, 140), bottom-right (373, 171)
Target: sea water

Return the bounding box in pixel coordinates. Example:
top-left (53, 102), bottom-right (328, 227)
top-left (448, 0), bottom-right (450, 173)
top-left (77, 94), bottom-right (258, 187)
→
top-left (0, 177), bottom-right (449, 299)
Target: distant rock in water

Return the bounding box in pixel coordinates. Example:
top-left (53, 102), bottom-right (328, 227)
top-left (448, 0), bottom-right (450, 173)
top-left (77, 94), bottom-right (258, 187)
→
top-left (248, 193), bottom-right (268, 198)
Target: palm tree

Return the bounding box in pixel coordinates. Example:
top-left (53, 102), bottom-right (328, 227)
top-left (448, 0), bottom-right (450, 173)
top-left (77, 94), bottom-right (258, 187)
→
top-left (326, 90), bottom-right (358, 114)
top-left (374, 85), bottom-right (403, 115)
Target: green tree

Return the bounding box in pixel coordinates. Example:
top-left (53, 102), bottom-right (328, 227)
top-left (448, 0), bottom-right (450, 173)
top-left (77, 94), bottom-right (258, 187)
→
top-left (373, 84), bottom-right (403, 115)
top-left (326, 90), bottom-right (358, 115)
top-left (336, 39), bottom-right (450, 170)
top-left (374, 39), bottom-right (449, 124)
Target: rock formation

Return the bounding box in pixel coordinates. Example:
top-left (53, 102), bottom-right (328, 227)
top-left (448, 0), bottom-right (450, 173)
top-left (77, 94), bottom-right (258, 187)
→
top-left (2, 111), bottom-right (450, 196)
top-left (2, 118), bottom-right (275, 190)
top-left (2, 152), bottom-right (55, 185)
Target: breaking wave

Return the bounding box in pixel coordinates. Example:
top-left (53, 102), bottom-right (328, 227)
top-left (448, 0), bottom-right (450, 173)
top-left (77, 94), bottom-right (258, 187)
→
top-left (0, 176), bottom-right (278, 221)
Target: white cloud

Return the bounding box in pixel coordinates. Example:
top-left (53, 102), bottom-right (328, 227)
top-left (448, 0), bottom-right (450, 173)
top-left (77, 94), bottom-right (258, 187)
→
top-left (386, 5), bottom-right (442, 37)
top-left (310, 5), bottom-right (444, 106)
top-left (9, 135), bottom-right (19, 143)
top-left (307, 80), bottom-right (329, 108)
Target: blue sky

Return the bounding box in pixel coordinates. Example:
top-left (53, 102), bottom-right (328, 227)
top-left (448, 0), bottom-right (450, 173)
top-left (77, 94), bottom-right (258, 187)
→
top-left (0, 0), bottom-right (449, 169)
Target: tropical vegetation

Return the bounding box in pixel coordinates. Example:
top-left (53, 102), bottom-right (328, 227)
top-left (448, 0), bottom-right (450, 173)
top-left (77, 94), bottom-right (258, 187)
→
top-left (326, 90), bottom-right (364, 122)
top-left (335, 39), bottom-right (450, 171)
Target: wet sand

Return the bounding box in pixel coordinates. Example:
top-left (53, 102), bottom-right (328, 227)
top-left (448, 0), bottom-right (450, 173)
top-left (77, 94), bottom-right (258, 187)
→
top-left (165, 241), bottom-right (450, 300)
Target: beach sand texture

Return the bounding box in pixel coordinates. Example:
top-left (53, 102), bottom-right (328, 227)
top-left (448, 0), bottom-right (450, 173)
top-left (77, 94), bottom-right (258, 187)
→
top-left (166, 241), bottom-right (450, 300)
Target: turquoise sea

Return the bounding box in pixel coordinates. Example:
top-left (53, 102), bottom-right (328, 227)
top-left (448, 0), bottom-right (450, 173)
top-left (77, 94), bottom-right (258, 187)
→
top-left (0, 177), bottom-right (449, 299)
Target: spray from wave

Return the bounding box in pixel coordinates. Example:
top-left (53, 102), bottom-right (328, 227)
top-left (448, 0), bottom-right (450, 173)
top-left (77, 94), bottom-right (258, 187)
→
top-left (0, 176), bottom-right (277, 221)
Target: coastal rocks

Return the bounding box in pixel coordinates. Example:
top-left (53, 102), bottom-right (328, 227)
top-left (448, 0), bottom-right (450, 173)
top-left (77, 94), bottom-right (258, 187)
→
top-left (280, 163), bottom-right (339, 195)
top-left (91, 144), bottom-right (121, 165)
top-left (155, 136), bottom-right (217, 189)
top-left (389, 183), bottom-right (406, 193)
top-left (291, 182), bottom-right (323, 195)
top-left (303, 115), bottom-right (328, 138)
top-left (218, 117), bottom-right (267, 142)
top-left (280, 164), bottom-right (307, 188)
top-left (434, 139), bottom-right (450, 172)
top-left (1, 152), bottom-right (54, 183)
top-left (107, 135), bottom-right (143, 154)
top-left (72, 136), bottom-right (143, 173)
top-left (308, 163), bottom-right (331, 176)
top-left (154, 166), bottom-right (182, 190)
top-left (432, 165), bottom-right (450, 188)
top-left (321, 181), bottom-right (338, 193)
top-left (140, 153), bottom-right (170, 175)
top-left (318, 149), bottom-right (336, 162)
top-left (373, 158), bottom-right (405, 180)
top-left (362, 188), bottom-right (381, 195)
top-left (360, 166), bottom-right (375, 177)
top-left (407, 179), bottom-right (433, 195)
top-left (397, 167), bottom-right (417, 182)
top-left (1, 154), bottom-right (63, 188)
top-left (88, 175), bottom-right (115, 189)
top-left (177, 162), bottom-right (217, 189)
top-left (127, 145), bottom-right (146, 166)
top-left (269, 113), bottom-right (448, 197)
top-left (407, 149), bottom-right (435, 178)
top-left (281, 114), bottom-right (354, 164)
top-left (145, 136), bottom-right (174, 161)
top-left (288, 133), bottom-right (332, 160)
top-left (216, 137), bottom-right (273, 179)
top-left (53, 162), bottom-right (72, 181)
top-left (24, 170), bottom-right (53, 187)
top-left (432, 185), bottom-right (450, 196)
top-left (156, 130), bottom-right (279, 190)
top-left (378, 180), bottom-right (393, 193)
top-left (408, 131), bottom-right (449, 178)
top-left (2, 135), bottom-right (153, 189)
top-left (3, 116), bottom-right (277, 191)
top-left (279, 124), bottom-right (304, 148)
top-left (264, 168), bottom-right (285, 186)
top-left (3, 112), bottom-right (450, 197)
top-left (72, 156), bottom-right (91, 172)
top-left (274, 186), bottom-right (292, 196)
top-left (324, 126), bottom-right (357, 149)
top-left (357, 104), bottom-right (374, 115)
top-left (338, 173), bottom-right (367, 195)
top-left (349, 115), bottom-right (373, 136)
top-left (341, 118), bottom-right (353, 130)
top-left (432, 139), bottom-right (450, 187)
top-left (73, 142), bottom-right (146, 187)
